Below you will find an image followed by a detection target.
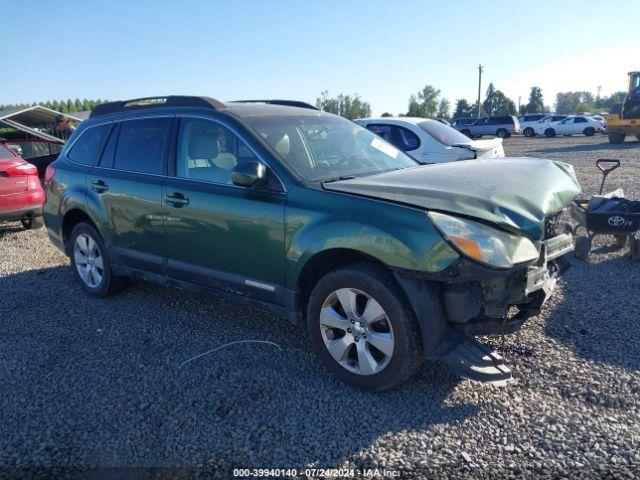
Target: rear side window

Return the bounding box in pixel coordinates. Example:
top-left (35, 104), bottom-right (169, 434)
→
top-left (366, 124), bottom-right (420, 152)
top-left (67, 124), bottom-right (111, 165)
top-left (394, 126), bottom-right (420, 151)
top-left (114, 118), bottom-right (170, 174)
top-left (366, 124), bottom-right (393, 143)
top-left (0, 144), bottom-right (15, 159)
top-left (574, 117), bottom-right (587, 123)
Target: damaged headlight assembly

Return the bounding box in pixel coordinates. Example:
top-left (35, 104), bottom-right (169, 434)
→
top-left (428, 211), bottom-right (540, 268)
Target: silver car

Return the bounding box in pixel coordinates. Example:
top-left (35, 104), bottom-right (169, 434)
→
top-left (455, 115), bottom-right (520, 138)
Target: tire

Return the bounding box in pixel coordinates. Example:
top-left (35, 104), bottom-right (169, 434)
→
top-left (523, 127), bottom-right (535, 137)
top-left (583, 127), bottom-right (595, 137)
top-left (608, 132), bottom-right (625, 144)
top-left (306, 263), bottom-right (423, 391)
top-left (635, 135), bottom-right (640, 142)
top-left (69, 222), bottom-right (126, 297)
top-left (574, 235), bottom-right (591, 260)
top-left (614, 234), bottom-right (627, 249)
top-left (496, 129), bottom-right (508, 138)
top-left (461, 129), bottom-right (471, 138)
top-left (21, 212), bottom-right (43, 230)
top-left (545, 128), bottom-right (556, 138)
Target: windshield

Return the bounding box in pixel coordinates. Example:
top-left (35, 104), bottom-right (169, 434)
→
top-left (244, 114), bottom-right (418, 182)
top-left (417, 120), bottom-right (471, 146)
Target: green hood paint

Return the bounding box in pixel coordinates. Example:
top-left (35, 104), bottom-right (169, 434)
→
top-left (323, 157), bottom-right (581, 240)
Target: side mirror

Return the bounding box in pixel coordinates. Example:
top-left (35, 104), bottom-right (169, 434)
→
top-left (232, 161), bottom-right (267, 188)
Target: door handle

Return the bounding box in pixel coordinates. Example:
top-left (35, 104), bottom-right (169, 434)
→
top-left (165, 192), bottom-right (189, 208)
top-left (91, 180), bottom-right (109, 193)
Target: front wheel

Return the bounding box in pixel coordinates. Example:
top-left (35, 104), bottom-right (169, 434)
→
top-left (608, 132), bottom-right (625, 144)
top-left (461, 129), bottom-right (471, 138)
top-left (584, 127), bottom-right (595, 137)
top-left (306, 263), bottom-right (422, 391)
top-left (545, 128), bottom-right (556, 138)
top-left (69, 222), bottom-right (126, 297)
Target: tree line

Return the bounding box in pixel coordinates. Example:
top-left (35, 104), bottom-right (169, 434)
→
top-left (0, 99), bottom-right (109, 114)
top-left (315, 85), bottom-right (627, 120)
top-left (3, 88), bottom-right (628, 121)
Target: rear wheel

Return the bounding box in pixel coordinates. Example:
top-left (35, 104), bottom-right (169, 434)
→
top-left (496, 128), bottom-right (508, 138)
top-left (545, 128), bottom-right (556, 138)
top-left (608, 132), bottom-right (625, 144)
top-left (21, 212), bottom-right (43, 230)
top-left (306, 263), bottom-right (422, 391)
top-left (583, 127), bottom-right (595, 137)
top-left (69, 222), bottom-right (126, 297)
top-left (461, 129), bottom-right (471, 138)
top-left (523, 127), bottom-right (535, 137)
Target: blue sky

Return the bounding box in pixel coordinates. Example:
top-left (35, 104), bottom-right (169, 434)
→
top-left (1, 0), bottom-right (638, 114)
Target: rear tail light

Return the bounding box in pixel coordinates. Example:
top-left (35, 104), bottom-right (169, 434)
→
top-left (45, 165), bottom-right (56, 182)
top-left (2, 163), bottom-right (38, 177)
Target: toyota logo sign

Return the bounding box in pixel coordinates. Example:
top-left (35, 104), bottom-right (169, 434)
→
top-left (608, 215), bottom-right (625, 227)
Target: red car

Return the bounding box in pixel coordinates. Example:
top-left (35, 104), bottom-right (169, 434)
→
top-left (0, 142), bottom-right (45, 229)
top-left (1, 138), bottom-right (63, 178)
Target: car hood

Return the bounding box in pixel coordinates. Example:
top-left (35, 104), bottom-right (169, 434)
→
top-left (323, 157), bottom-right (581, 240)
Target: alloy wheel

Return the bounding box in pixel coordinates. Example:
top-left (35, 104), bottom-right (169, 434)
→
top-left (319, 287), bottom-right (394, 375)
top-left (73, 233), bottom-right (104, 288)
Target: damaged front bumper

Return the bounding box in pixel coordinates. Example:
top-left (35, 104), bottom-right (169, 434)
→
top-left (447, 232), bottom-right (573, 336)
top-left (394, 232), bottom-right (574, 384)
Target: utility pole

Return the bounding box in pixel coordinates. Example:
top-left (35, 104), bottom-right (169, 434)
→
top-left (477, 64), bottom-right (484, 117)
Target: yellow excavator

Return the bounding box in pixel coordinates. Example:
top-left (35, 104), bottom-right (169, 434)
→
top-left (607, 71), bottom-right (640, 144)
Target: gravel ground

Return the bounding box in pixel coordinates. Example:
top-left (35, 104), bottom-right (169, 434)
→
top-left (1, 134), bottom-right (639, 479)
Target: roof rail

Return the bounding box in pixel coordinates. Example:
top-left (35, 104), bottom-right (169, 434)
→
top-left (89, 96), bottom-right (226, 118)
top-left (230, 99), bottom-right (319, 110)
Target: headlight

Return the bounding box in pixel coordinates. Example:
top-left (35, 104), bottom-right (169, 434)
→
top-left (428, 212), bottom-right (539, 268)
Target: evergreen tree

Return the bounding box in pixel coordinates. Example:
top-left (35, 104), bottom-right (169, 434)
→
top-left (525, 86), bottom-right (544, 113)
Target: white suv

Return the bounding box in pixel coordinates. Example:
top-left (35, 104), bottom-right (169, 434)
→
top-left (356, 117), bottom-right (504, 163)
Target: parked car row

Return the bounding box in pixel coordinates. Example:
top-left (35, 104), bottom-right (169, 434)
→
top-left (531, 115), bottom-right (606, 137)
top-left (451, 115), bottom-right (520, 139)
top-left (452, 114), bottom-right (607, 139)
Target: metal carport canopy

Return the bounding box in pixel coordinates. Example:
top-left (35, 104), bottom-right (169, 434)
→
top-left (0, 106), bottom-right (83, 143)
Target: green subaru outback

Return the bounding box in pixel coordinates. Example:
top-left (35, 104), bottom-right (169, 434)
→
top-left (43, 96), bottom-right (580, 391)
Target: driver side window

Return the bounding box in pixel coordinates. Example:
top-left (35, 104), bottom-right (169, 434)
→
top-left (176, 119), bottom-right (257, 185)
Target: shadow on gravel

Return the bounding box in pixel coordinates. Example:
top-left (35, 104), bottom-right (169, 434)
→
top-left (0, 223), bottom-right (24, 239)
top-left (544, 256), bottom-right (640, 373)
top-left (532, 140), bottom-right (640, 154)
top-left (0, 265), bottom-right (477, 474)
